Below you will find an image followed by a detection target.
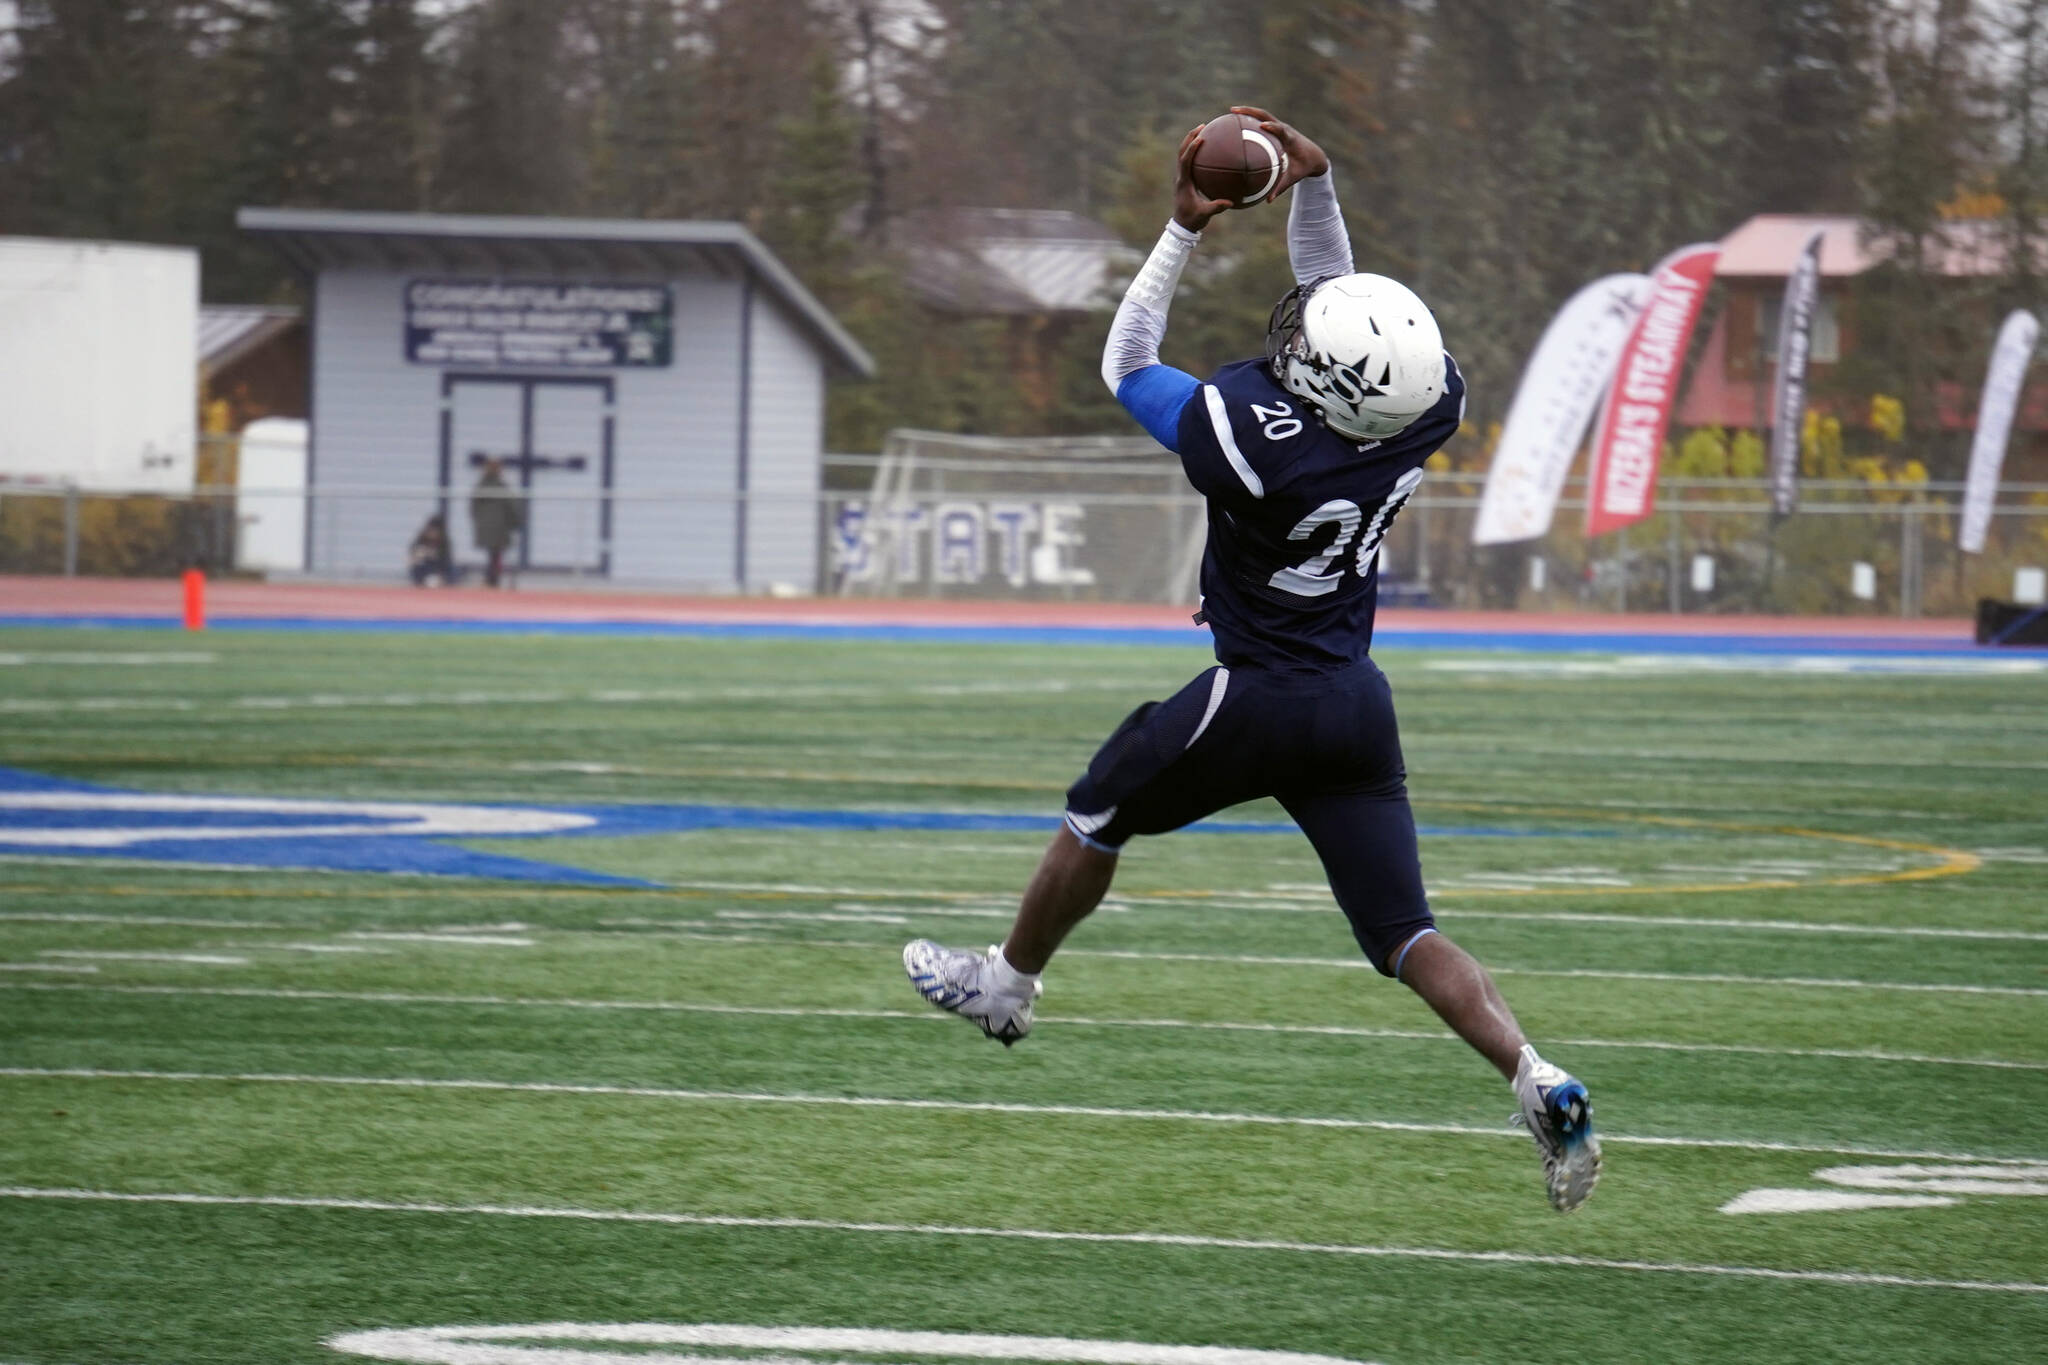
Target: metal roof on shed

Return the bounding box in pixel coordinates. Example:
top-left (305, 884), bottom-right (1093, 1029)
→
top-left (895, 208), bottom-right (1133, 314)
top-left (236, 207), bottom-right (874, 378)
top-left (198, 304), bottom-right (300, 377)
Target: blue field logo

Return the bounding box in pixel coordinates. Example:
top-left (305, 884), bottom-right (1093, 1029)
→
top-left (0, 767), bottom-right (1109, 885)
top-left (0, 768), bottom-right (661, 884)
top-left (0, 768), bottom-right (1581, 885)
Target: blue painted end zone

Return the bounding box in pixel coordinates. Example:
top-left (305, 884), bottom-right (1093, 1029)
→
top-left (0, 768), bottom-right (1609, 886)
top-left (0, 612), bottom-right (1987, 655)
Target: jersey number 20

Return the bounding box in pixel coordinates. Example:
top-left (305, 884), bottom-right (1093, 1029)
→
top-left (1267, 467), bottom-right (1425, 598)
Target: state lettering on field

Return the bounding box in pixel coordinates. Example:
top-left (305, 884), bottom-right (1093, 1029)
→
top-left (830, 499), bottom-right (1096, 592)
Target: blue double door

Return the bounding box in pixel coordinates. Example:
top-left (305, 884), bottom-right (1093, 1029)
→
top-left (439, 374), bottom-right (615, 575)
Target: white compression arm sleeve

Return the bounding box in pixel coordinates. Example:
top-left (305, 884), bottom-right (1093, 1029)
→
top-left (1287, 169), bottom-right (1353, 285)
top-left (1100, 219), bottom-right (1200, 395)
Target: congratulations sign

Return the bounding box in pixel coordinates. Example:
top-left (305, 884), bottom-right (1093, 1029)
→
top-left (405, 278), bottom-right (672, 368)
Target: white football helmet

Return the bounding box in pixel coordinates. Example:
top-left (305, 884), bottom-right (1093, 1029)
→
top-left (1266, 273), bottom-right (1447, 440)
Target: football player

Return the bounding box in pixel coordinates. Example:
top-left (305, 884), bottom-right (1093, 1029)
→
top-left (904, 109), bottom-right (1599, 1212)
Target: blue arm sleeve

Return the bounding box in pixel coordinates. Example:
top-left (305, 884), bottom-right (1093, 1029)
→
top-left (1116, 364), bottom-right (1201, 453)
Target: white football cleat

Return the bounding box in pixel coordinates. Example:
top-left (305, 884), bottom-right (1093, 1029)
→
top-left (902, 939), bottom-right (1040, 1046)
top-left (1513, 1044), bottom-right (1602, 1212)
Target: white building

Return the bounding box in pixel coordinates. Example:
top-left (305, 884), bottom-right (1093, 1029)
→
top-left (239, 208), bottom-right (874, 588)
top-left (0, 237), bottom-right (198, 493)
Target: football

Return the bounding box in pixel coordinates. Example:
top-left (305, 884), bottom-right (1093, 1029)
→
top-left (1190, 112), bottom-right (1286, 207)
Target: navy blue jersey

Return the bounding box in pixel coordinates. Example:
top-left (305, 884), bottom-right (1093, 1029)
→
top-left (1168, 355), bottom-right (1464, 673)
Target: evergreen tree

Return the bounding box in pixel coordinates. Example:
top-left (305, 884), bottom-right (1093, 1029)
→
top-left (0, 0), bottom-right (2034, 455)
top-left (914, 0), bottom-right (1253, 214)
top-left (1747, 0), bottom-right (1874, 213)
top-left (581, 0), bottom-right (693, 218)
top-left (0, 0), bottom-right (218, 245)
top-left (439, 0), bottom-right (579, 214)
top-left (687, 0), bottom-right (840, 220)
top-left (347, 0), bottom-right (440, 212)
top-left (216, 0), bottom-right (360, 208)
top-left (760, 51), bottom-right (867, 286)
top-left (1854, 0), bottom-right (1998, 473)
top-left (1996, 0), bottom-right (2048, 314)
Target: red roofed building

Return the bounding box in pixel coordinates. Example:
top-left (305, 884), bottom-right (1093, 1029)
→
top-left (1678, 213), bottom-right (2046, 476)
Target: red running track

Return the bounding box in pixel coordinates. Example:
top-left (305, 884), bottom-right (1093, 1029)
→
top-left (0, 575), bottom-right (1974, 641)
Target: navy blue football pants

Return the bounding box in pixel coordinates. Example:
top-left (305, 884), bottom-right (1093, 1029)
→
top-left (1063, 658), bottom-right (1434, 976)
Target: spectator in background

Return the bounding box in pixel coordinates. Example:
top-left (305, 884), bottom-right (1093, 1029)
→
top-left (468, 457), bottom-right (524, 588)
top-left (408, 512), bottom-right (453, 587)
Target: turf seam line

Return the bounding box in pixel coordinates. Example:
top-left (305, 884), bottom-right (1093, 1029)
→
top-left (2, 1187), bottom-right (2040, 1295)
top-left (6, 981), bottom-right (2044, 1072)
top-left (10, 904), bottom-right (2046, 942)
top-left (1429, 909), bottom-right (2048, 942)
top-left (12, 921), bottom-right (2039, 993)
top-left (10, 905), bottom-right (2046, 942)
top-left (1063, 950), bottom-right (2048, 996)
top-left (555, 932), bottom-right (2048, 997)
top-left (4, 1067), bottom-right (2039, 1163)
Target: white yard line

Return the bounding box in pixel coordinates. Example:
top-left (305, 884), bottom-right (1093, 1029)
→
top-left (1430, 911), bottom-right (2048, 943)
top-left (0, 652), bottom-right (215, 666)
top-left (0, 912), bottom-right (295, 930)
top-left (36, 950), bottom-right (247, 966)
top-left (714, 911), bottom-right (910, 926)
top-left (1434, 743), bottom-right (2048, 774)
top-left (0, 677), bottom-right (1137, 717)
top-left (1419, 655), bottom-right (2048, 678)
top-left (1491, 965), bottom-right (2048, 997)
top-left (611, 882), bottom-right (2040, 949)
top-left (4, 899), bottom-right (2036, 944)
top-left (833, 902), bottom-right (1023, 919)
top-left (630, 881), bottom-right (994, 900)
top-left (2, 1066), bottom-right (2039, 1164)
top-left (343, 933), bottom-right (534, 947)
top-left (1097, 899), bottom-right (2048, 942)
top-left (0, 1186), bottom-right (2039, 1295)
top-left (1720, 1190), bottom-right (1959, 1214)
top-left (576, 926), bottom-right (2048, 999)
top-left (0, 962), bottom-right (98, 973)
top-left (254, 944), bottom-right (395, 955)
top-left (0, 852), bottom-right (396, 876)
top-left (6, 982), bottom-right (2043, 1073)
top-left (1055, 948), bottom-right (2048, 997)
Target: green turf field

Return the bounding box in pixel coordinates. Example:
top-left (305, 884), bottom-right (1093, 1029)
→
top-left (2, 626), bottom-right (2045, 1365)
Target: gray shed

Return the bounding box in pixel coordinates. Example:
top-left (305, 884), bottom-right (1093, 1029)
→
top-left (240, 208), bottom-right (873, 589)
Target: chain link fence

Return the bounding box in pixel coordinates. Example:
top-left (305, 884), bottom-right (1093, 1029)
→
top-left (5, 433), bottom-right (2047, 618)
top-left (1392, 475), bottom-right (2048, 619)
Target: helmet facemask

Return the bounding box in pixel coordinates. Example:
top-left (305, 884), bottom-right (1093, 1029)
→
top-left (1265, 274), bottom-right (1446, 442)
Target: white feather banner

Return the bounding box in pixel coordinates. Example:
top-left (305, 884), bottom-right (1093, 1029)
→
top-left (1473, 273), bottom-right (1654, 545)
top-left (1960, 309), bottom-right (2038, 555)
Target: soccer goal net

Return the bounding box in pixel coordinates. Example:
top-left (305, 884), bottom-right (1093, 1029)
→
top-left (826, 429), bottom-right (1207, 604)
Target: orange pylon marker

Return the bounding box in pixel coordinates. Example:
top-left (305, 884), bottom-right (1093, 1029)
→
top-left (181, 568), bottom-right (206, 631)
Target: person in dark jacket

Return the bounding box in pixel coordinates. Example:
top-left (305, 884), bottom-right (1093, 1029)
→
top-left (468, 457), bottom-right (525, 588)
top-left (407, 513), bottom-right (453, 586)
